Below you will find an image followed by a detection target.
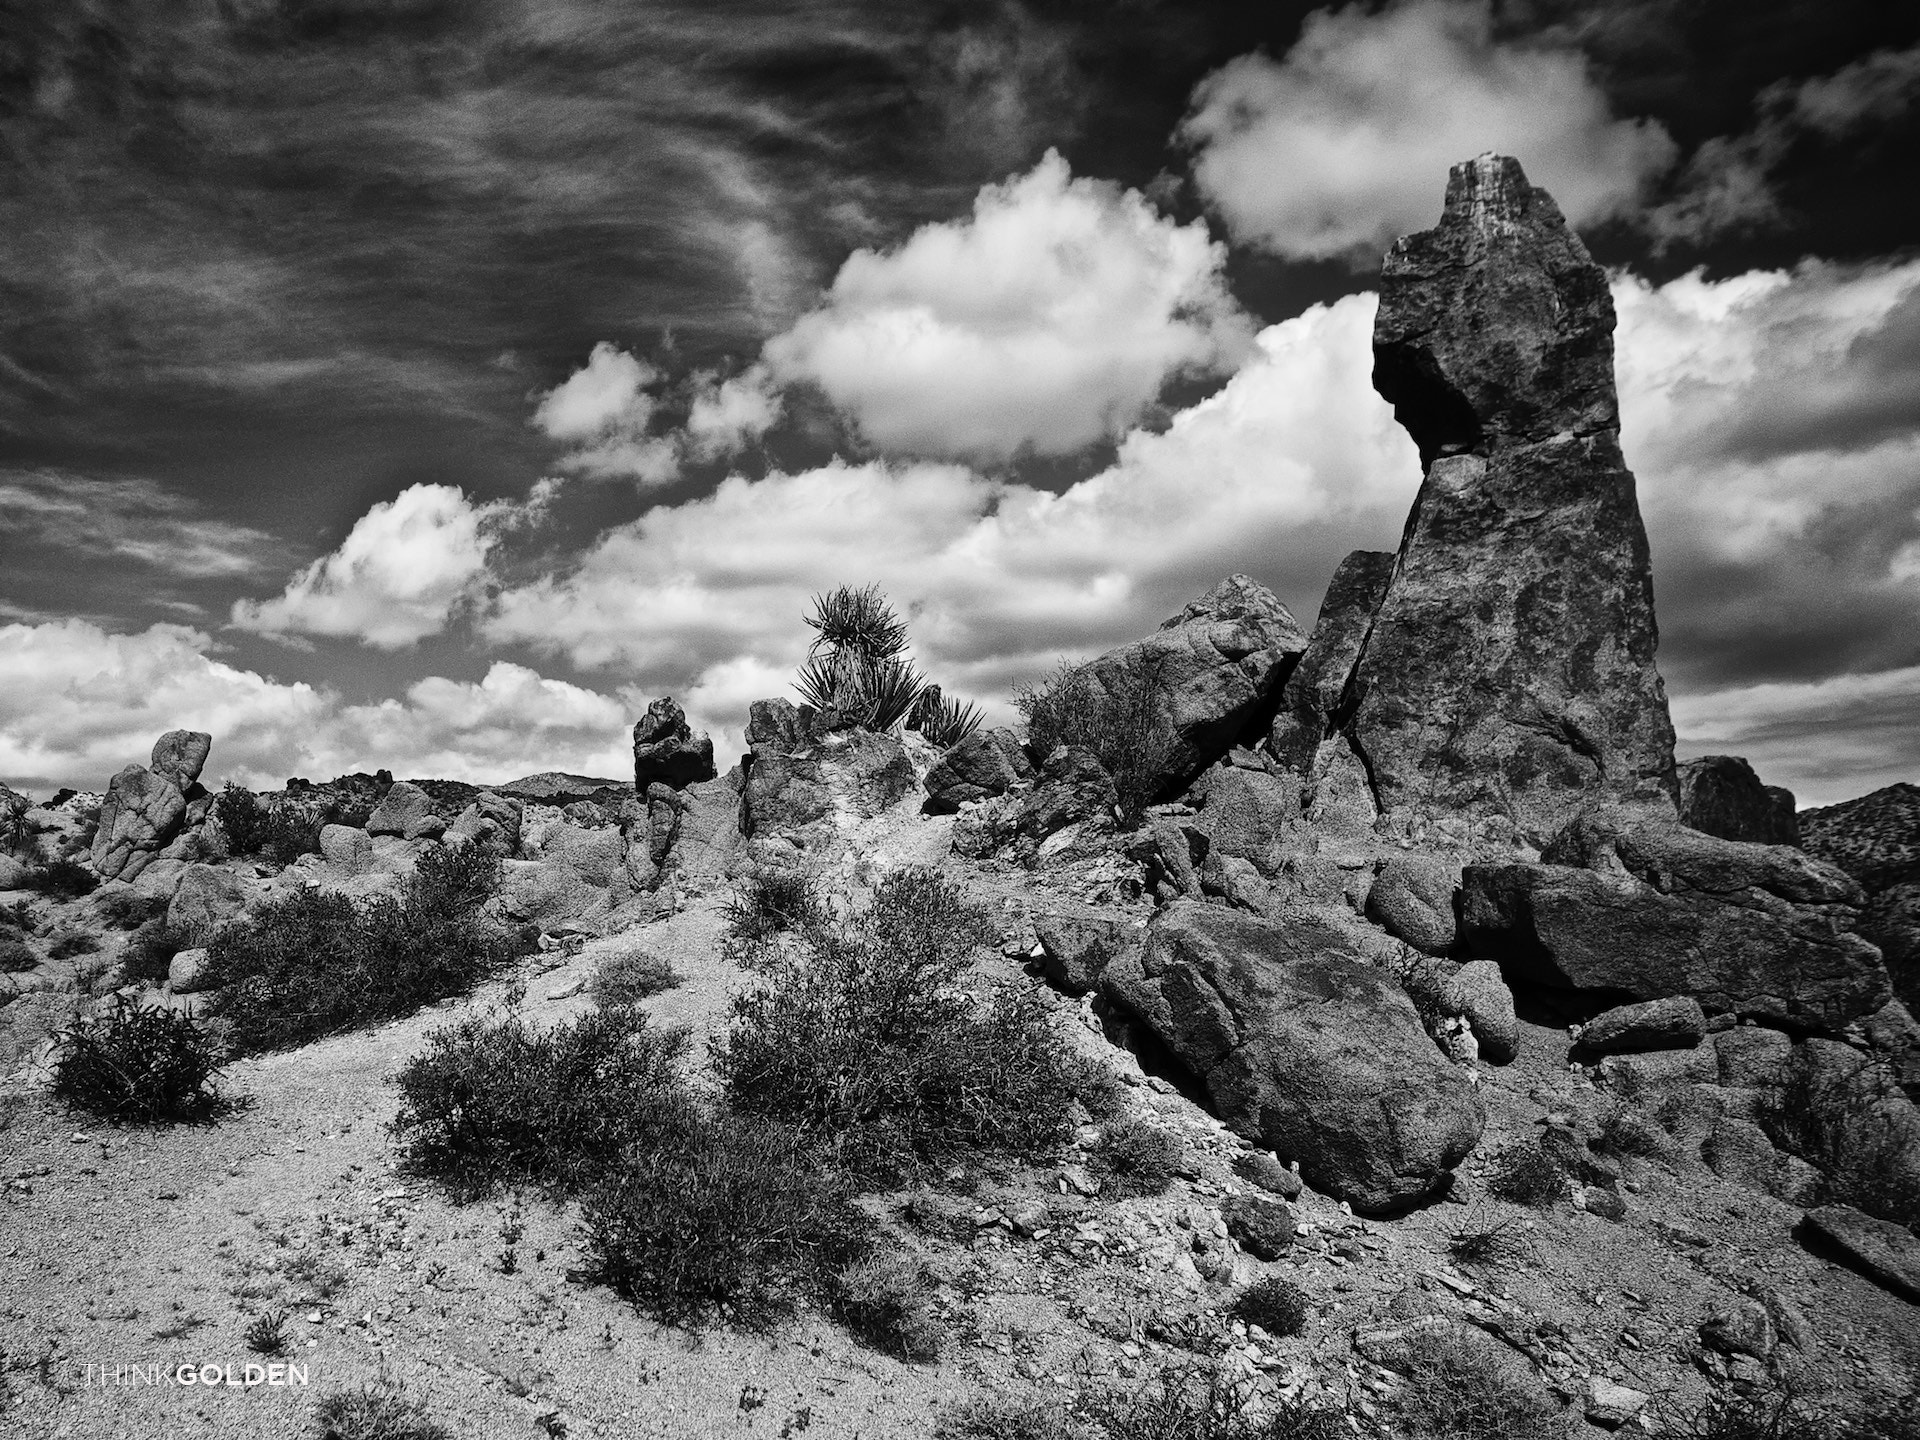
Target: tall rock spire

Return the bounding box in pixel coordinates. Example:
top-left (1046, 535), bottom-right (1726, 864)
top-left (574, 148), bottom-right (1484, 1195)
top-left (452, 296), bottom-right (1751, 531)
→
top-left (1278, 154), bottom-right (1679, 845)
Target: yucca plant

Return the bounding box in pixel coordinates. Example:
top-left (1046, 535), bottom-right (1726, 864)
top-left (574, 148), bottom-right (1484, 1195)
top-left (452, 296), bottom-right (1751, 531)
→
top-left (918, 693), bottom-right (984, 748)
top-left (804, 583), bottom-right (909, 662)
top-left (795, 586), bottom-right (927, 731)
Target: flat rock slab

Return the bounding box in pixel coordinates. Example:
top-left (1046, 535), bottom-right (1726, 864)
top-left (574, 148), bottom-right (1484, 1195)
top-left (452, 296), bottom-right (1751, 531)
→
top-left (1803, 1205), bottom-right (1920, 1303)
top-left (1578, 996), bottom-right (1707, 1055)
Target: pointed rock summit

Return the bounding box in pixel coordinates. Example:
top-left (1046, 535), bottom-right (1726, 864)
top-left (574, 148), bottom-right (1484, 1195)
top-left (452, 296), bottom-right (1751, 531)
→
top-left (1283, 154), bottom-right (1679, 845)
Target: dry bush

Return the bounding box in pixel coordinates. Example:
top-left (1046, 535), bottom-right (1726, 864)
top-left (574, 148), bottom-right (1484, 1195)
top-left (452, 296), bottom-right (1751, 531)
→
top-left (1092, 1117), bottom-right (1183, 1198)
top-left (51, 1000), bottom-right (228, 1123)
top-left (1015, 652), bottom-right (1175, 823)
top-left (1484, 1142), bottom-right (1567, 1207)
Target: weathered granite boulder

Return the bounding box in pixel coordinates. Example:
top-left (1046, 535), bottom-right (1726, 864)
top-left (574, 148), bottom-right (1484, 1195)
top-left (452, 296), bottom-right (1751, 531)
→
top-left (1863, 883), bottom-right (1920, 1013)
top-left (1009, 746), bottom-right (1119, 840)
top-left (1438, 958), bottom-right (1519, 1063)
top-left (1267, 551), bottom-right (1396, 776)
top-left (366, 781), bottom-right (443, 841)
top-left (445, 792), bottom-right (524, 857)
top-left (742, 726), bottom-right (914, 842)
top-left (1077, 575), bottom-right (1306, 802)
top-left (1578, 996), bottom-right (1707, 1056)
top-left (1101, 901), bottom-right (1484, 1211)
top-left (1365, 855), bottom-right (1462, 955)
top-left (167, 947), bottom-right (212, 995)
top-left (1712, 1026), bottom-right (1795, 1089)
top-left (1702, 1116), bottom-right (1823, 1205)
top-left (662, 772), bottom-right (746, 878)
top-left (1677, 756), bottom-right (1798, 846)
top-left (1314, 154), bottom-right (1680, 845)
top-left (1463, 809), bottom-right (1890, 1029)
top-left (923, 728), bottom-right (1033, 813)
top-left (91, 764), bottom-right (188, 882)
top-left (1188, 764), bottom-right (1298, 876)
top-left (149, 731), bottom-right (212, 792)
top-left (166, 864), bottom-right (249, 944)
top-left (631, 696), bottom-right (716, 790)
top-left (1032, 911), bottom-right (1142, 996)
top-left (1802, 1205), bottom-right (1920, 1302)
top-left (745, 697), bottom-right (810, 754)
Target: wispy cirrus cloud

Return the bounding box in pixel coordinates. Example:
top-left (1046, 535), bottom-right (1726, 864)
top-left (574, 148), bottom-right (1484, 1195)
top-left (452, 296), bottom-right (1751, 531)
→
top-left (0, 471), bottom-right (282, 580)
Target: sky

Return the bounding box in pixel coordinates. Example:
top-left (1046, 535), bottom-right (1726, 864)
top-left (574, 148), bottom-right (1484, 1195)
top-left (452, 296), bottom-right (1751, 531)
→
top-left (1, 0), bottom-right (1917, 806)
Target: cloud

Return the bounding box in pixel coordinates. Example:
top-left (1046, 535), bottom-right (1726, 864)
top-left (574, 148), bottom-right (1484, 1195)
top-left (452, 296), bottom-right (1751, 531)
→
top-left (685, 364), bottom-right (783, 460)
top-left (487, 291), bottom-right (1417, 760)
top-left (0, 470), bottom-right (280, 579)
top-left (762, 150), bottom-right (1253, 461)
top-left (531, 342), bottom-right (679, 484)
top-left (1644, 41), bottom-right (1920, 246)
top-left (1179, 0), bottom-right (1677, 263)
top-left (229, 483), bottom-right (507, 649)
top-left (0, 618), bottom-right (633, 794)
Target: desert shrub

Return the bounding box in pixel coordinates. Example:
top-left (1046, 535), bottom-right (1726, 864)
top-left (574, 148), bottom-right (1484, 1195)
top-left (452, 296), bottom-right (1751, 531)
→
top-left (0, 936), bottom-right (35, 973)
top-left (390, 1005), bottom-right (697, 1200)
top-left (121, 917), bottom-right (184, 985)
top-left (589, 948), bottom-right (678, 1008)
top-left (578, 1112), bottom-right (868, 1332)
top-left (213, 784), bottom-right (272, 857)
top-left (1677, 1379), bottom-right (1920, 1440)
top-left (1231, 1278), bottom-right (1310, 1337)
top-left (96, 888), bottom-right (169, 930)
top-left (1485, 1142), bottom-right (1567, 1207)
top-left (1014, 652), bottom-right (1175, 822)
top-left (1080, 1363), bottom-right (1349, 1440)
top-left (313, 1386), bottom-right (452, 1440)
top-left (51, 1000), bottom-right (227, 1122)
top-left (1382, 1328), bottom-right (1561, 1440)
top-left (721, 868), bottom-right (824, 956)
top-left (48, 931), bottom-right (99, 961)
top-left (715, 866), bottom-right (1086, 1177)
top-left (205, 841), bottom-right (515, 1053)
top-left (1092, 1117), bottom-right (1183, 1198)
top-left (1761, 1054), bottom-right (1920, 1227)
top-left (830, 1252), bottom-right (942, 1361)
top-left (24, 855), bottom-right (98, 899)
top-left (0, 791), bottom-right (28, 852)
top-left (1444, 1210), bottom-right (1528, 1268)
top-left (794, 584), bottom-right (926, 732)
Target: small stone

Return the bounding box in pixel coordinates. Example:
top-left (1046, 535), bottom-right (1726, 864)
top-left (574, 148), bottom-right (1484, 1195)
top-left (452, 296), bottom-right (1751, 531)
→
top-left (1700, 1298), bottom-right (1776, 1362)
top-left (1580, 1186), bottom-right (1627, 1222)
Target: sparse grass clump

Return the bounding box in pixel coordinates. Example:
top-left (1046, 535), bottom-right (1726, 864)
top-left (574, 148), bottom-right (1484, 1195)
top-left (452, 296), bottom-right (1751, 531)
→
top-left (1092, 1117), bottom-right (1183, 1198)
top-left (243, 1310), bottom-right (289, 1356)
top-left (1594, 1099), bottom-right (1671, 1159)
top-left (121, 917), bottom-right (184, 985)
top-left (714, 865), bottom-right (1089, 1178)
top-left (0, 936), bottom-right (35, 973)
top-left (1080, 1363), bottom-right (1349, 1440)
top-left (936, 1397), bottom-right (1087, 1440)
top-left (96, 889), bottom-right (169, 930)
top-left (1485, 1142), bottom-right (1567, 1207)
top-left (313, 1386), bottom-right (452, 1440)
top-left (1015, 652), bottom-right (1175, 822)
top-left (830, 1252), bottom-right (942, 1362)
top-left (1231, 1278), bottom-right (1310, 1337)
top-left (48, 931), bottom-right (99, 961)
top-left (205, 841), bottom-right (517, 1053)
top-left (722, 869), bottom-right (824, 956)
top-left (51, 1000), bottom-right (227, 1122)
top-left (1383, 1328), bottom-right (1561, 1440)
top-left (390, 1004), bottom-right (696, 1200)
top-left (1444, 1210), bottom-right (1528, 1269)
top-left (589, 948), bottom-right (678, 1007)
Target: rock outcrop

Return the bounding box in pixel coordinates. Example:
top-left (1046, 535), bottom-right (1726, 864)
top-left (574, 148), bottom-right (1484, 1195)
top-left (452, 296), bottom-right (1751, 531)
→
top-left (1265, 551), bottom-right (1395, 776)
top-left (149, 731), bottom-right (212, 792)
top-left (1800, 783), bottom-right (1920, 1012)
top-left (631, 696), bottom-right (716, 791)
top-left (1463, 807), bottom-right (1890, 1029)
top-left (1677, 756), bottom-right (1798, 846)
top-left (923, 729), bottom-right (1033, 813)
top-left (366, 781), bottom-right (444, 841)
top-left (1101, 901), bottom-right (1484, 1211)
top-left (1283, 154), bottom-right (1678, 845)
top-left (1080, 575), bottom-right (1306, 802)
top-left (91, 764), bottom-right (188, 882)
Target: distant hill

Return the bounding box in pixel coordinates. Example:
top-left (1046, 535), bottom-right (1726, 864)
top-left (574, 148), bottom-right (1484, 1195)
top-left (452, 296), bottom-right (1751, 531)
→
top-left (497, 771), bottom-right (633, 803)
top-left (1799, 782), bottom-right (1920, 892)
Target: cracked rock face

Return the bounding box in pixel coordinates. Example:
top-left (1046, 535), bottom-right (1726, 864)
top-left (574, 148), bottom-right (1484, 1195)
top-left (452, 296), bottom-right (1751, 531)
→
top-left (631, 695), bottom-right (717, 791)
top-left (1278, 155), bottom-right (1679, 845)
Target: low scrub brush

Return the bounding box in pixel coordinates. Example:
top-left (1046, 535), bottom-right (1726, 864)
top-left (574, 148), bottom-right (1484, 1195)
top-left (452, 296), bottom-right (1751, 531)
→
top-left (51, 1000), bottom-right (227, 1122)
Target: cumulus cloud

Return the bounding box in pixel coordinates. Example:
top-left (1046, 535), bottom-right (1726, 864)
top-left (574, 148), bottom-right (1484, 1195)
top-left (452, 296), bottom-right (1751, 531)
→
top-left (1615, 259), bottom-right (1920, 798)
top-left (487, 291), bottom-right (1417, 760)
top-left (531, 341), bottom-right (679, 484)
top-left (230, 483), bottom-right (507, 649)
top-left (0, 618), bottom-right (633, 794)
top-left (762, 150), bottom-right (1253, 461)
top-left (1645, 41), bottom-right (1920, 247)
top-left (1179, 0), bottom-right (1677, 263)
top-left (685, 364), bottom-right (782, 460)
